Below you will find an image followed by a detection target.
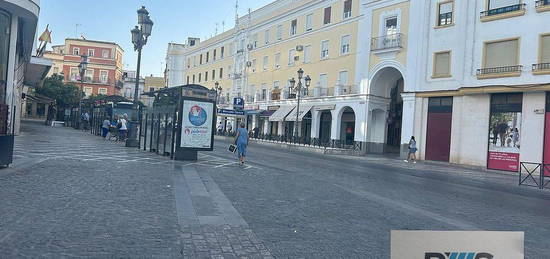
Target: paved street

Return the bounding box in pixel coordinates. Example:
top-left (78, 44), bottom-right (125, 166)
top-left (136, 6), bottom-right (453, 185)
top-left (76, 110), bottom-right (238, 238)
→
top-left (1, 121), bottom-right (550, 258)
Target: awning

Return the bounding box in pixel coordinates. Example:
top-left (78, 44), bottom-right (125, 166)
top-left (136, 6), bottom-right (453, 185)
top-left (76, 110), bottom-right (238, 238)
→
top-left (269, 106), bottom-right (295, 122)
top-left (24, 57), bottom-right (53, 88)
top-left (285, 105), bottom-right (313, 121)
top-left (244, 110), bottom-right (263, 115)
top-left (259, 110), bottom-right (276, 117)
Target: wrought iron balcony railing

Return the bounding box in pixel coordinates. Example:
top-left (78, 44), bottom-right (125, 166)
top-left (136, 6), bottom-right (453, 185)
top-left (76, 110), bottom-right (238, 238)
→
top-left (532, 63), bottom-right (550, 71)
top-left (480, 3), bottom-right (526, 17)
top-left (476, 65), bottom-right (523, 76)
top-left (371, 33), bottom-right (403, 51)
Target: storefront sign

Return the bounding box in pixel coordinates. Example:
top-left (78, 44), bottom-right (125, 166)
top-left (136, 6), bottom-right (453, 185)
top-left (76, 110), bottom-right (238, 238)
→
top-left (180, 99), bottom-right (214, 149)
top-left (218, 109), bottom-right (245, 116)
top-left (314, 104), bottom-right (336, 111)
top-left (244, 104), bottom-right (259, 110)
top-left (488, 94), bottom-right (522, 172)
top-left (391, 230), bottom-right (524, 259)
top-left (267, 105), bottom-right (280, 111)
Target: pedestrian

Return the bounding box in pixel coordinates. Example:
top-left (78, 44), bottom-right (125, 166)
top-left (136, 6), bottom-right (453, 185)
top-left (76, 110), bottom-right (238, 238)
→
top-left (512, 128), bottom-right (520, 148)
top-left (217, 123), bottom-right (223, 135)
top-left (227, 123), bottom-right (233, 134)
top-left (405, 136), bottom-right (417, 163)
top-left (253, 127), bottom-right (259, 139)
top-left (497, 121), bottom-right (508, 147)
top-left (102, 118), bottom-right (111, 139)
top-left (234, 122), bottom-right (249, 165)
top-left (117, 114), bottom-right (128, 141)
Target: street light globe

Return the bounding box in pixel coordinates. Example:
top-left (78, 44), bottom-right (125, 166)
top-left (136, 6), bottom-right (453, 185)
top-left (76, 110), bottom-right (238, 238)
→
top-left (297, 68), bottom-right (304, 79)
top-left (142, 17), bottom-right (154, 38)
top-left (289, 77), bottom-right (296, 88)
top-left (131, 26), bottom-right (140, 45)
top-left (304, 75), bottom-right (312, 87)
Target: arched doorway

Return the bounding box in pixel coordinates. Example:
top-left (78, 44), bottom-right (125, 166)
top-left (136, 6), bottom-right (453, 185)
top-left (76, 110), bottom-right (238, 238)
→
top-left (368, 66), bottom-right (404, 153)
top-left (301, 111), bottom-right (312, 143)
top-left (319, 110), bottom-right (332, 144)
top-left (339, 107), bottom-right (356, 146)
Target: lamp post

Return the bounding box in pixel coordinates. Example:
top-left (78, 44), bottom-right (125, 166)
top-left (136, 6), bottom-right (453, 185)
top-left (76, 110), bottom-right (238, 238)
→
top-left (211, 81), bottom-right (222, 103)
top-left (127, 6), bottom-right (153, 147)
top-left (78, 55), bottom-right (88, 129)
top-left (288, 68), bottom-right (311, 139)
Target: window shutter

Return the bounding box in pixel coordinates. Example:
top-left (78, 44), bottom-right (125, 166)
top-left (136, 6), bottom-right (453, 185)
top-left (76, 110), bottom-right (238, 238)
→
top-left (434, 52), bottom-right (451, 76)
top-left (485, 39), bottom-right (518, 68)
top-left (541, 35), bottom-right (550, 63)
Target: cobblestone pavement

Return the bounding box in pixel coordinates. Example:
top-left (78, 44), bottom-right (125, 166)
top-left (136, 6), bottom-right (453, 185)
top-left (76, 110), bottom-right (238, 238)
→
top-left (0, 121), bottom-right (272, 258)
top-left (3, 121), bottom-right (550, 258)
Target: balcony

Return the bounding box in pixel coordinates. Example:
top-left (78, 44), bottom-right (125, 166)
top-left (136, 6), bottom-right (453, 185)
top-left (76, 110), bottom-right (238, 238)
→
top-left (532, 63), bottom-right (550, 75)
top-left (536, 0), bottom-right (550, 12)
top-left (336, 85), bottom-right (358, 96)
top-left (480, 3), bottom-right (526, 22)
top-left (476, 65), bottom-right (523, 79)
top-left (69, 76), bottom-right (112, 85)
top-left (371, 33), bottom-right (403, 52)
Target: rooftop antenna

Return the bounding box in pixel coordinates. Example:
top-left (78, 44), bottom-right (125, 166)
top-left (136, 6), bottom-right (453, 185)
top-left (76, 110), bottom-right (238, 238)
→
top-left (234, 0), bottom-right (239, 30)
top-left (215, 23), bottom-right (218, 35)
top-left (222, 21), bottom-right (225, 32)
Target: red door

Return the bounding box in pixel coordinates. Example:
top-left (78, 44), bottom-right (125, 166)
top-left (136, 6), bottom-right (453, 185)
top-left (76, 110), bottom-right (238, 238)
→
top-left (425, 112), bottom-right (453, 162)
top-left (544, 112), bottom-right (550, 176)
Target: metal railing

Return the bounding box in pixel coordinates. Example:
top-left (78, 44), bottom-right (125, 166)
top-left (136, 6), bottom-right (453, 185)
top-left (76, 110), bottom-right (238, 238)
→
top-left (519, 162), bottom-right (550, 190)
top-left (536, 0), bottom-right (550, 7)
top-left (216, 131), bottom-right (363, 151)
top-left (476, 65), bottom-right (523, 76)
top-left (532, 63), bottom-right (550, 71)
top-left (371, 33), bottom-right (403, 51)
top-left (480, 3), bottom-right (525, 17)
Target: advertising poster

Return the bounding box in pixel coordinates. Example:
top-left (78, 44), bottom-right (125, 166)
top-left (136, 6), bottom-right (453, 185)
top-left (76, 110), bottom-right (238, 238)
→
top-left (488, 112), bottom-right (522, 171)
top-left (180, 100), bottom-right (214, 149)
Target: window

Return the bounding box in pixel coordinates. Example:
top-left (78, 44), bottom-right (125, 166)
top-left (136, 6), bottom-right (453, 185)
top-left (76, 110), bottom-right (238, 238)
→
top-left (213, 49), bottom-right (217, 61)
top-left (324, 7), bottom-right (332, 25)
top-left (273, 81), bottom-right (280, 89)
top-left (221, 46), bottom-right (225, 58)
top-left (321, 40), bottom-right (329, 59)
top-left (187, 58), bottom-right (191, 68)
top-left (277, 25), bottom-right (283, 40)
top-left (338, 71), bottom-right (348, 86)
top-left (438, 1), bottom-right (454, 26)
top-left (219, 67), bottom-right (223, 79)
top-left (488, 0), bottom-right (520, 10)
top-left (341, 35), bottom-right (351, 55)
top-left (73, 47), bottom-right (80, 56)
top-left (199, 73), bottom-right (202, 82)
top-left (288, 49), bottom-right (296, 66)
top-left (88, 49), bottom-right (95, 57)
top-left (85, 70), bottom-right (93, 82)
top-left (433, 51), bottom-right (451, 77)
top-left (261, 86), bottom-right (267, 101)
top-left (343, 0), bottom-right (352, 19)
top-left (150, 87), bottom-right (155, 92)
top-left (100, 70), bottom-right (109, 83)
top-left (205, 71), bottom-right (208, 81)
top-left (212, 69), bottom-right (215, 80)
top-left (84, 87), bottom-right (93, 97)
top-left (304, 45), bottom-right (312, 63)
top-left (290, 19), bottom-right (297, 36)
top-left (540, 34), bottom-right (550, 63)
top-left (70, 68), bottom-right (79, 81)
top-left (306, 14), bottom-right (313, 31)
top-left (200, 54), bottom-right (203, 65)
top-left (252, 33), bottom-right (258, 48)
top-left (192, 74), bottom-right (195, 83)
top-left (187, 76), bottom-right (190, 84)
top-left (385, 17), bottom-right (398, 36)
top-left (319, 74), bottom-right (328, 89)
top-left (98, 88), bottom-right (108, 95)
top-left (193, 56), bottom-right (197, 67)
top-left (251, 59), bottom-right (257, 72)
top-left (264, 29), bottom-right (270, 44)
top-left (102, 50), bottom-right (109, 58)
top-left (275, 53), bottom-right (281, 68)
top-left (263, 56), bottom-right (269, 70)
top-left (206, 52), bottom-right (209, 63)
top-left (484, 39), bottom-right (519, 68)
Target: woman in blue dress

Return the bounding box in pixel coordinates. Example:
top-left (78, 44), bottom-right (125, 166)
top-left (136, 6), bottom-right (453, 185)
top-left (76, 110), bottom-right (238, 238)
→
top-left (234, 122), bottom-right (249, 165)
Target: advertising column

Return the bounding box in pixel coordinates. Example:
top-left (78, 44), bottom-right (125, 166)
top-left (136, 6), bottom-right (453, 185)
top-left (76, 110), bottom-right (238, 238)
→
top-left (176, 97), bottom-right (215, 161)
top-left (487, 93), bottom-right (523, 172)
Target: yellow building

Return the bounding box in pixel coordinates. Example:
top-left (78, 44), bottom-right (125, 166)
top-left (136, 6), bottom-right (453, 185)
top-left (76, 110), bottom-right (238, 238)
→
top-left (143, 75), bottom-right (165, 106)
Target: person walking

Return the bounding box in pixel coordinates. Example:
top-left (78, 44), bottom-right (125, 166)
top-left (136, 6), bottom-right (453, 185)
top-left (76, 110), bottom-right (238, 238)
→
top-left (234, 122), bottom-right (249, 165)
top-left (405, 136), bottom-right (417, 163)
top-left (117, 114), bottom-right (128, 141)
top-left (102, 118), bottom-right (111, 139)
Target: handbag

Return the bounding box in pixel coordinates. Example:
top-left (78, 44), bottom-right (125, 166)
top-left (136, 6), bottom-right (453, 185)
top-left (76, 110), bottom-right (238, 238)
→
top-left (228, 144), bottom-right (237, 153)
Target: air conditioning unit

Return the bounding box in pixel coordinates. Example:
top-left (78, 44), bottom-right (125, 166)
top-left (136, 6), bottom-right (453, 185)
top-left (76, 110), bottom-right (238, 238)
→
top-left (294, 56), bottom-right (300, 61)
top-left (295, 45), bottom-right (304, 52)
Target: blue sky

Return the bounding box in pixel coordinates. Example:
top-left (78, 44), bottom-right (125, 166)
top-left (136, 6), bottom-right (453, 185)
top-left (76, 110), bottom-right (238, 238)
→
top-left (37, 0), bottom-right (273, 77)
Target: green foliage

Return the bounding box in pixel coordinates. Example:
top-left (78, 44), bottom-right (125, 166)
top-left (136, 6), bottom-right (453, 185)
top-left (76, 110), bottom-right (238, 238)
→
top-left (35, 74), bottom-right (81, 108)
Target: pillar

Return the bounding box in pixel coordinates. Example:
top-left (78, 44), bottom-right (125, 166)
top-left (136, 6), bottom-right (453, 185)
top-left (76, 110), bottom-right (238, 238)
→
top-left (400, 93), bottom-right (416, 158)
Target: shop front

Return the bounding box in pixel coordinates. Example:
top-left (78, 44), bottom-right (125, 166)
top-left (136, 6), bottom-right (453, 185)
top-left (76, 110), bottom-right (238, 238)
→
top-left (425, 97), bottom-right (453, 162)
top-left (268, 105), bottom-right (294, 138)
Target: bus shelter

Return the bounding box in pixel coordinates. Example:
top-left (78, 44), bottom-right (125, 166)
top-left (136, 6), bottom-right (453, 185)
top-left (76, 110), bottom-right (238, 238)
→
top-left (140, 84), bottom-right (216, 160)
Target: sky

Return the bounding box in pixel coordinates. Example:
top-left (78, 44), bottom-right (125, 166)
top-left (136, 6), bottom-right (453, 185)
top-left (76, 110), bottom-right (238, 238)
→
top-left (37, 0), bottom-right (274, 77)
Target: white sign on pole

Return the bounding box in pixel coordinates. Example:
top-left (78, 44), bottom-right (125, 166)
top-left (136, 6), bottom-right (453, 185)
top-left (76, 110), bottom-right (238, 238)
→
top-left (391, 231), bottom-right (524, 259)
top-left (180, 100), bottom-right (214, 149)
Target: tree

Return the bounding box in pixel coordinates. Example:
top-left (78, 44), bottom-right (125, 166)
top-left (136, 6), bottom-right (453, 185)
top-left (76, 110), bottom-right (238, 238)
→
top-left (35, 74), bottom-right (81, 108)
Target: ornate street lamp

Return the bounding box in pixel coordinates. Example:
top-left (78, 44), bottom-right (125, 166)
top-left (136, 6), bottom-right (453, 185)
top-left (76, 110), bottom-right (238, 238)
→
top-left (211, 81), bottom-right (223, 103)
top-left (77, 55), bottom-right (88, 128)
top-left (288, 68), bottom-right (311, 139)
top-left (127, 6), bottom-right (154, 147)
